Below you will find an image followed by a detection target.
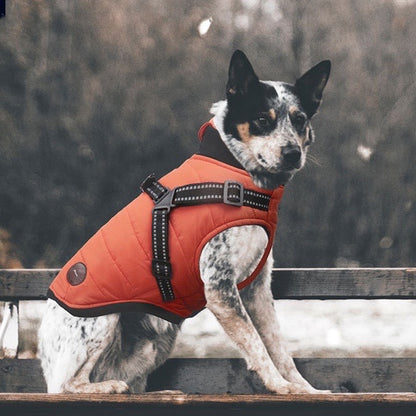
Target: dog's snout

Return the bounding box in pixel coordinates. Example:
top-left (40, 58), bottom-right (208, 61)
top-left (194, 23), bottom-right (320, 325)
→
top-left (282, 146), bottom-right (302, 166)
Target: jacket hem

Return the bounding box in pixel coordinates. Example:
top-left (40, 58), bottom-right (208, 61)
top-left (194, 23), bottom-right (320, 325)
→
top-left (47, 289), bottom-right (185, 324)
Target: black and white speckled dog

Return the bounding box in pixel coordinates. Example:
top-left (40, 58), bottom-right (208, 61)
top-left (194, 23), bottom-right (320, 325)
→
top-left (38, 50), bottom-right (330, 394)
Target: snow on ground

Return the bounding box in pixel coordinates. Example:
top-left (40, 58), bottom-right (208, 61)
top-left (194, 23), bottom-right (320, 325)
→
top-left (173, 300), bottom-right (416, 358)
top-left (5, 300), bottom-right (416, 359)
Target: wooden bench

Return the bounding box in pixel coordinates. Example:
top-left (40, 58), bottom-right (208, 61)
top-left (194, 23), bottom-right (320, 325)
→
top-left (1, 268), bottom-right (416, 415)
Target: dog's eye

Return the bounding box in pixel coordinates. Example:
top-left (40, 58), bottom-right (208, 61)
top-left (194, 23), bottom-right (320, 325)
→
top-left (254, 117), bottom-right (270, 128)
top-left (290, 112), bottom-right (307, 131)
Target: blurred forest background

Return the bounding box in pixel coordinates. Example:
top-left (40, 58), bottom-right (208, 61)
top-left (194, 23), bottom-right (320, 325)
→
top-left (1, 0), bottom-right (416, 269)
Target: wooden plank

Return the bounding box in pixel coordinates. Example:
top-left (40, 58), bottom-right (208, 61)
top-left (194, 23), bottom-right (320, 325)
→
top-left (272, 268), bottom-right (416, 299)
top-left (1, 393), bottom-right (416, 416)
top-left (0, 359), bottom-right (47, 393)
top-left (2, 358), bottom-right (416, 394)
top-left (148, 358), bottom-right (416, 394)
top-left (295, 358), bottom-right (416, 393)
top-left (3, 392), bottom-right (416, 404)
top-left (2, 268), bottom-right (416, 300)
top-left (0, 269), bottom-right (58, 300)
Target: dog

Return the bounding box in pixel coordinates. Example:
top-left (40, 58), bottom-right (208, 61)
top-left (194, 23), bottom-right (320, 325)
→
top-left (38, 50), bottom-right (330, 394)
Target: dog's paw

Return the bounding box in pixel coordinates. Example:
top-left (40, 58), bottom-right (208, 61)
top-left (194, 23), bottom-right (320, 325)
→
top-left (106, 380), bottom-right (131, 394)
top-left (267, 381), bottom-right (331, 394)
top-left (309, 388), bottom-right (332, 394)
top-left (265, 380), bottom-right (293, 394)
top-left (285, 383), bottom-right (331, 394)
top-left (64, 379), bottom-right (130, 394)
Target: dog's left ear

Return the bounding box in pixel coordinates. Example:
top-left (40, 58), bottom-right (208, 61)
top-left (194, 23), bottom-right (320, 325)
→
top-left (295, 60), bottom-right (331, 118)
top-left (227, 50), bottom-right (259, 98)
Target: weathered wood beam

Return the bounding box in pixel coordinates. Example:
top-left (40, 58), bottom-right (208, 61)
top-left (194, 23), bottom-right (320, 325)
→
top-left (1, 392), bottom-right (416, 416)
top-left (2, 268), bottom-right (416, 300)
top-left (2, 358), bottom-right (416, 394)
top-left (0, 269), bottom-right (58, 300)
top-left (272, 268), bottom-right (416, 299)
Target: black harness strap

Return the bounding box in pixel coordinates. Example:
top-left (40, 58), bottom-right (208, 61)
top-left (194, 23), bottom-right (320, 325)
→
top-left (140, 174), bottom-right (272, 302)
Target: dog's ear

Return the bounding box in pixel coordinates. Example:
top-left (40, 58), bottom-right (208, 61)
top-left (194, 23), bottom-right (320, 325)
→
top-left (295, 60), bottom-right (331, 118)
top-left (227, 50), bottom-right (259, 98)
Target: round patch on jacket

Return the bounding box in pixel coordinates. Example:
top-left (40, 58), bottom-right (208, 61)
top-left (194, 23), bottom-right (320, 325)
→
top-left (67, 262), bottom-right (87, 286)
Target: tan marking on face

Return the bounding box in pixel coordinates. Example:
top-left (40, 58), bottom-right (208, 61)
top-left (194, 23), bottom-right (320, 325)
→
top-left (237, 122), bottom-right (252, 143)
top-left (268, 108), bottom-right (276, 121)
top-left (289, 106), bottom-right (299, 117)
top-left (296, 135), bottom-right (304, 148)
top-left (303, 126), bottom-right (310, 146)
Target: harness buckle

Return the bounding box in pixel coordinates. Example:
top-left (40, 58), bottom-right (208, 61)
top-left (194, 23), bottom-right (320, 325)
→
top-left (153, 188), bottom-right (176, 213)
top-left (223, 180), bottom-right (244, 207)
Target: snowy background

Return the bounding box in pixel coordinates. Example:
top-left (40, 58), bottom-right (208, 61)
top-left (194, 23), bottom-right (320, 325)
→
top-left (9, 299), bottom-right (416, 359)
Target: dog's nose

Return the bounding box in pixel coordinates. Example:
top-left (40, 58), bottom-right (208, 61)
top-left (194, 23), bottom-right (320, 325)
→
top-left (282, 146), bottom-right (302, 166)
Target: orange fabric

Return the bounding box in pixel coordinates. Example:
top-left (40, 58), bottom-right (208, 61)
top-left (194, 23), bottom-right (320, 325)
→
top-left (48, 154), bottom-right (284, 323)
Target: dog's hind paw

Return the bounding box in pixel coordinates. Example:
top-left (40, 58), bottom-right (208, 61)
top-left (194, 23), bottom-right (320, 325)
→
top-left (105, 380), bottom-right (131, 394)
top-left (64, 379), bottom-right (130, 394)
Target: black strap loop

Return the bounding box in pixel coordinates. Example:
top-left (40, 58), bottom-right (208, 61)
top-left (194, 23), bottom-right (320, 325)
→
top-left (141, 174), bottom-right (169, 202)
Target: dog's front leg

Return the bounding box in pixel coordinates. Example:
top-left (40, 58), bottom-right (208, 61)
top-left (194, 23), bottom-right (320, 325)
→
top-left (240, 254), bottom-right (329, 393)
top-left (203, 279), bottom-right (293, 393)
top-left (200, 227), bottom-right (298, 394)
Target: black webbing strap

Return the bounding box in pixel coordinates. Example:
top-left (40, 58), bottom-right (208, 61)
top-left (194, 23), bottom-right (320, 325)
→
top-left (140, 175), bottom-right (174, 302)
top-left (140, 174), bottom-right (272, 302)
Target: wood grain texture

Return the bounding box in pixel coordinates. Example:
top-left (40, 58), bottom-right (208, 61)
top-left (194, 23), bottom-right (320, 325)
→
top-left (1, 393), bottom-right (416, 416)
top-left (271, 268), bottom-right (416, 299)
top-left (0, 269), bottom-right (57, 300)
top-left (2, 268), bottom-right (416, 300)
top-left (2, 358), bottom-right (416, 394)
top-left (0, 359), bottom-right (47, 393)
top-left (2, 392), bottom-right (416, 404)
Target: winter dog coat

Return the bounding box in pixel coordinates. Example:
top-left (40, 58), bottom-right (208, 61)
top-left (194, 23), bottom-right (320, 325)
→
top-left (48, 123), bottom-right (284, 323)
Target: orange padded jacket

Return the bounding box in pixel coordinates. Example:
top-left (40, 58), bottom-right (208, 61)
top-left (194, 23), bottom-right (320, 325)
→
top-left (48, 131), bottom-right (284, 323)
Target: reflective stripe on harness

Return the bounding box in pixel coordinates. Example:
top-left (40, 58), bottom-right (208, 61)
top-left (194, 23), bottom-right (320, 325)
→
top-left (140, 174), bottom-right (272, 302)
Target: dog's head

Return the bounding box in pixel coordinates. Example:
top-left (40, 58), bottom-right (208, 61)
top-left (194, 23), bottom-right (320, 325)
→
top-left (212, 50), bottom-right (331, 190)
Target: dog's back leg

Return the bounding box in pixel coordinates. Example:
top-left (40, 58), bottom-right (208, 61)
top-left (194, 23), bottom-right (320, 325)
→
top-left (91, 313), bottom-right (180, 393)
top-left (38, 299), bottom-right (128, 393)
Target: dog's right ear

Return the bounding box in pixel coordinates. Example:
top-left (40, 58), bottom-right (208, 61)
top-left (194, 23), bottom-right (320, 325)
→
top-left (227, 50), bottom-right (259, 98)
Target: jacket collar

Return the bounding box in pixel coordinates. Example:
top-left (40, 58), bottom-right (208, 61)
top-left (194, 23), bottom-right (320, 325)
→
top-left (197, 124), bottom-right (244, 170)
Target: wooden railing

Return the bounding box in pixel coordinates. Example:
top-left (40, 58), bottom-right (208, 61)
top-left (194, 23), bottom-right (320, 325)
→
top-left (1, 268), bottom-right (416, 415)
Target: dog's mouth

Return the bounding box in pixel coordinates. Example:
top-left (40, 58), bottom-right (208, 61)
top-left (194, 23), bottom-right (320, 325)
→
top-left (281, 160), bottom-right (302, 171)
top-left (249, 153), bottom-right (303, 189)
top-left (249, 169), bottom-right (294, 189)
